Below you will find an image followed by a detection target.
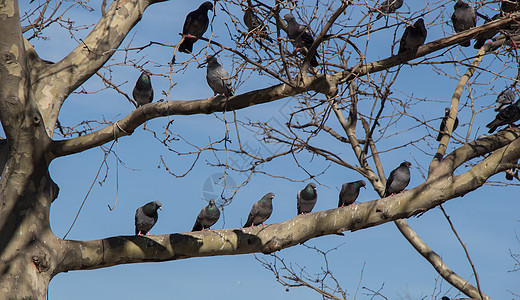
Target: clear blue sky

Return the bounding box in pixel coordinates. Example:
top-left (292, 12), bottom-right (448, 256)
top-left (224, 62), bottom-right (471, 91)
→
top-left (19, 1), bottom-right (520, 299)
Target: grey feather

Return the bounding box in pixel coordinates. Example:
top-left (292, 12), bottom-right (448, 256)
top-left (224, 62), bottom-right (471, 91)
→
top-left (192, 199), bottom-right (220, 231)
top-left (384, 161), bottom-right (411, 197)
top-left (495, 89), bottom-right (515, 112)
top-left (338, 180), bottom-right (366, 207)
top-left (243, 192), bottom-right (275, 227)
top-left (373, 0), bottom-right (404, 19)
top-left (297, 182), bottom-right (317, 214)
top-left (206, 55), bottom-right (234, 97)
top-left (486, 99), bottom-right (520, 133)
top-left (135, 201), bottom-right (162, 235)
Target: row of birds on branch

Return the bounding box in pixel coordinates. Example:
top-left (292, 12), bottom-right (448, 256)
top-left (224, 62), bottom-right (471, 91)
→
top-left (134, 161), bottom-right (412, 235)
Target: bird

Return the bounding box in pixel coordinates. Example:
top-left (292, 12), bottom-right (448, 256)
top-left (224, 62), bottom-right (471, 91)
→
top-left (473, 14), bottom-right (500, 49)
top-left (372, 0), bottom-right (404, 19)
top-left (132, 71), bottom-right (153, 108)
top-left (178, 1), bottom-right (213, 54)
top-left (501, 0), bottom-right (520, 15)
top-left (243, 2), bottom-right (272, 42)
top-left (284, 13), bottom-right (319, 67)
top-left (297, 182), bottom-right (317, 214)
top-left (486, 99), bottom-right (520, 133)
top-left (451, 0), bottom-right (476, 47)
top-left (243, 192), bottom-right (275, 227)
top-left (398, 18), bottom-right (427, 54)
top-left (384, 161), bottom-right (411, 197)
top-left (495, 88), bottom-right (515, 112)
top-left (192, 199), bottom-right (220, 231)
top-left (436, 107), bottom-right (459, 141)
top-left (338, 180), bottom-right (366, 207)
top-left (135, 201), bottom-right (162, 236)
top-left (206, 55), bottom-right (234, 97)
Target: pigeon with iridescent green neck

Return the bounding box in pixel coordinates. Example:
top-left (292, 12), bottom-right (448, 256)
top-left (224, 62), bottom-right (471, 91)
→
top-left (132, 71), bottom-right (153, 108)
top-left (297, 183), bottom-right (317, 214)
top-left (338, 180), bottom-right (366, 207)
top-left (135, 201), bottom-right (162, 235)
top-left (243, 192), bottom-right (275, 227)
top-left (192, 199), bottom-right (220, 231)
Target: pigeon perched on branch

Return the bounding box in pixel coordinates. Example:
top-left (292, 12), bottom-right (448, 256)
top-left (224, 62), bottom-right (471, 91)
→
top-left (243, 192), bottom-right (275, 227)
top-left (132, 71), bottom-right (153, 108)
top-left (338, 180), bottom-right (366, 207)
top-left (135, 201), bottom-right (162, 235)
top-left (243, 2), bottom-right (272, 42)
top-left (384, 161), bottom-right (411, 197)
top-left (372, 0), bottom-right (404, 19)
top-left (437, 107), bottom-right (459, 141)
top-left (297, 183), bottom-right (317, 214)
top-left (495, 88), bottom-right (515, 112)
top-left (486, 99), bottom-right (520, 133)
top-left (284, 13), bottom-right (319, 67)
top-left (206, 55), bottom-right (234, 97)
top-left (192, 199), bottom-right (220, 231)
top-left (179, 1), bottom-right (213, 54)
top-left (398, 18), bottom-right (427, 54)
top-left (451, 0), bottom-right (476, 47)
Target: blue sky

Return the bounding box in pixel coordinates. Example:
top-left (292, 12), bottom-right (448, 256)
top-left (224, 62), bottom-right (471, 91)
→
top-left (18, 0), bottom-right (520, 299)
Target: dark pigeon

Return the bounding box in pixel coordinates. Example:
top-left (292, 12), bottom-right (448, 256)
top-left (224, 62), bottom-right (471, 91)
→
top-left (398, 18), bottom-right (427, 54)
top-left (501, 0), bottom-right (520, 15)
top-left (451, 0), bottom-right (476, 47)
top-left (495, 88), bottom-right (515, 112)
top-left (179, 1), bottom-right (213, 54)
top-left (192, 199), bottom-right (220, 231)
top-left (132, 71), bottom-right (153, 108)
top-left (135, 201), bottom-right (162, 235)
top-left (384, 161), bottom-right (411, 197)
top-left (243, 3), bottom-right (272, 42)
top-left (437, 107), bottom-right (459, 141)
top-left (474, 14), bottom-right (500, 49)
top-left (297, 182), bottom-right (317, 214)
top-left (338, 180), bottom-right (366, 207)
top-left (243, 192), bottom-right (275, 227)
top-left (284, 13), bottom-right (319, 67)
top-left (486, 99), bottom-right (520, 133)
top-left (372, 0), bottom-right (404, 19)
top-left (206, 55), bottom-right (234, 97)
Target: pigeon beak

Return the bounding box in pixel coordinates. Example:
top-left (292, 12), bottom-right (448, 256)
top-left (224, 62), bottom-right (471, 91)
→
top-left (158, 207), bottom-right (162, 210)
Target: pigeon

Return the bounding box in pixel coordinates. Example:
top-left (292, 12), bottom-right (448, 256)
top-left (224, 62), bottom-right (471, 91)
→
top-left (297, 182), bottom-right (317, 214)
top-left (132, 71), bottom-right (153, 108)
top-left (284, 13), bottom-right (319, 67)
top-left (192, 199), bottom-right (220, 231)
top-left (486, 99), bottom-right (520, 133)
top-left (243, 2), bottom-right (272, 42)
top-left (135, 201), bottom-right (162, 235)
top-left (372, 0), bottom-right (404, 19)
top-left (206, 55), bottom-right (234, 97)
top-left (505, 168), bottom-right (517, 180)
top-left (501, 0), bottom-right (520, 15)
top-left (451, 0), bottom-right (476, 47)
top-left (179, 1), bottom-right (213, 54)
top-left (243, 192), bottom-right (275, 227)
top-left (398, 18), bottom-right (427, 54)
top-left (473, 14), bottom-right (500, 49)
top-left (436, 107), bottom-right (459, 141)
top-left (338, 180), bottom-right (366, 207)
top-left (495, 88), bottom-right (515, 112)
top-left (384, 161), bottom-right (411, 197)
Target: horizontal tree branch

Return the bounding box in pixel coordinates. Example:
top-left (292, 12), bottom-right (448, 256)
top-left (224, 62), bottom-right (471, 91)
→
top-left (55, 134), bottom-right (520, 273)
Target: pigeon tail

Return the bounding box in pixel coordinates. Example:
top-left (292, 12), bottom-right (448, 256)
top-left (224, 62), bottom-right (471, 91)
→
top-left (179, 39), bottom-right (195, 53)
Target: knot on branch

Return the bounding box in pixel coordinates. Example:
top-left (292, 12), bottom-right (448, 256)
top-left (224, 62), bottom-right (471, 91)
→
top-left (32, 252), bottom-right (50, 273)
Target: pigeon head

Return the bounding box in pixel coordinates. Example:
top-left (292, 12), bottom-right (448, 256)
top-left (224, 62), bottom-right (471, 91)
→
top-left (208, 199), bottom-right (217, 207)
top-left (199, 1), bottom-right (213, 12)
top-left (138, 71), bottom-right (151, 83)
top-left (206, 55), bottom-right (219, 67)
top-left (401, 161), bottom-right (412, 168)
top-left (355, 180), bottom-right (367, 188)
top-left (143, 201), bottom-right (162, 215)
top-left (284, 14), bottom-right (296, 25)
top-left (414, 18), bottom-right (425, 27)
top-left (301, 183), bottom-right (317, 199)
top-left (454, 0), bottom-right (468, 9)
top-left (444, 107), bottom-right (450, 114)
top-left (262, 192), bottom-right (275, 201)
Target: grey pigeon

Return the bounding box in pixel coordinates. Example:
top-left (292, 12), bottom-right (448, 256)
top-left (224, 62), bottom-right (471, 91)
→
top-left (243, 192), bottom-right (275, 227)
top-left (384, 161), bottom-right (411, 197)
top-left (243, 2), bottom-right (272, 42)
top-left (135, 201), bottom-right (162, 235)
top-left (192, 199), bottom-right (220, 231)
top-left (132, 71), bottom-right (153, 108)
top-left (179, 1), bottom-right (213, 54)
top-left (284, 13), bottom-right (319, 67)
top-left (206, 55), bottom-right (234, 97)
top-left (398, 18), bottom-right (427, 54)
top-left (451, 0), bottom-right (476, 47)
top-left (372, 0), bottom-right (404, 19)
top-left (486, 99), bottom-right (520, 133)
top-left (338, 180), bottom-right (366, 207)
top-left (495, 88), bottom-right (515, 112)
top-left (474, 14), bottom-right (500, 49)
top-left (297, 182), bottom-right (317, 214)
top-left (437, 107), bottom-right (459, 141)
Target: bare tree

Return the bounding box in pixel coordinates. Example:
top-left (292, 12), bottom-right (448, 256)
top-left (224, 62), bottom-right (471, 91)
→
top-left (1, 0), bottom-right (519, 298)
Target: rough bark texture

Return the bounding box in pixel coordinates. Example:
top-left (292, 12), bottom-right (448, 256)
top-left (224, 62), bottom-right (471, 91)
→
top-left (1, 0), bottom-right (519, 298)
